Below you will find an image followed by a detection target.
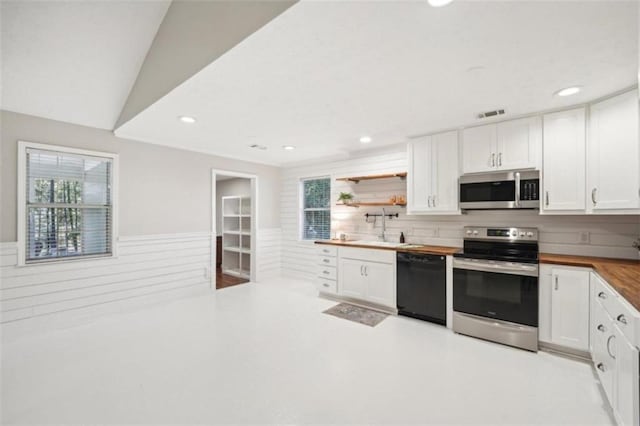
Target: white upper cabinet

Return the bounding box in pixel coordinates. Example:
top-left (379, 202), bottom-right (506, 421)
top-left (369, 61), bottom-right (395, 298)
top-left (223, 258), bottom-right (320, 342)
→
top-left (407, 130), bottom-right (459, 214)
top-left (496, 117), bottom-right (541, 171)
top-left (588, 89), bottom-right (640, 212)
top-left (462, 117), bottom-right (541, 174)
top-left (461, 125), bottom-right (497, 174)
top-left (542, 108), bottom-right (586, 212)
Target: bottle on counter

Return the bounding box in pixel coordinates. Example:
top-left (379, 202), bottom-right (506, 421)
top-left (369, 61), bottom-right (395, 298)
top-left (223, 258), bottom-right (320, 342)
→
top-left (400, 232), bottom-right (405, 243)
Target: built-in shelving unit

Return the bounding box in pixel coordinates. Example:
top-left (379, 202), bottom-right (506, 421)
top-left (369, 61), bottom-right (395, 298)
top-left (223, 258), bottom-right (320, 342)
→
top-left (222, 196), bottom-right (251, 279)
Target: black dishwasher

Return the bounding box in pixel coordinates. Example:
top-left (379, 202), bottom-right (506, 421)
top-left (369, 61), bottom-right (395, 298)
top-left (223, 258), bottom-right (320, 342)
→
top-left (397, 252), bottom-right (446, 325)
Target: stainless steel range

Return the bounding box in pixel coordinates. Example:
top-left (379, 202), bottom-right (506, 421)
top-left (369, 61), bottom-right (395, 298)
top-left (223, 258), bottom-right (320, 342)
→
top-left (452, 227), bottom-right (539, 352)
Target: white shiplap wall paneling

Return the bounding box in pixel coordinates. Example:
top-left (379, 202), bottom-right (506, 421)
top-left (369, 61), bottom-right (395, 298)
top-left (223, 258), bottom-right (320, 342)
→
top-left (0, 233), bottom-right (213, 336)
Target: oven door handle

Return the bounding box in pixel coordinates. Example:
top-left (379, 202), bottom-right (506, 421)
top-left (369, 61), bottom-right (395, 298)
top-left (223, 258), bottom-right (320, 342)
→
top-left (453, 258), bottom-right (538, 277)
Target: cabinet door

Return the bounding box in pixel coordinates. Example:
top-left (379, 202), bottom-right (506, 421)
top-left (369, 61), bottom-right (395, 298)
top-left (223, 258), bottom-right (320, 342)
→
top-left (589, 90), bottom-right (640, 211)
top-left (550, 268), bottom-right (590, 351)
top-left (363, 262), bottom-right (395, 308)
top-left (614, 325), bottom-right (640, 426)
top-left (496, 117), bottom-right (541, 171)
top-left (338, 258), bottom-right (366, 299)
top-left (461, 125), bottom-right (497, 174)
top-left (542, 108), bottom-right (586, 212)
top-left (431, 131), bottom-right (460, 212)
top-left (407, 137), bottom-right (433, 213)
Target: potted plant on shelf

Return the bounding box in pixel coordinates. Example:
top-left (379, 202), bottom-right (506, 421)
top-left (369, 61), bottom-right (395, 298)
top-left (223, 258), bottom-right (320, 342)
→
top-left (337, 192), bottom-right (354, 205)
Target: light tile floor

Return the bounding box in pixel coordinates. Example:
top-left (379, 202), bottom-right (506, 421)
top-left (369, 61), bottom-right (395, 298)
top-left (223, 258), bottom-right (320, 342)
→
top-left (1, 278), bottom-right (615, 425)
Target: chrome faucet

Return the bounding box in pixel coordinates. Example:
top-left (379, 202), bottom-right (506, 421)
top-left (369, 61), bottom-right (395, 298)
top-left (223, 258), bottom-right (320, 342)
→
top-left (378, 208), bottom-right (386, 242)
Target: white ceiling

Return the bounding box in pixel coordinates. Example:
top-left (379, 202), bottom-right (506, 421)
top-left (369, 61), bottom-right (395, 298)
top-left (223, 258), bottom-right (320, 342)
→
top-left (115, 0), bottom-right (638, 166)
top-left (1, 0), bottom-right (170, 130)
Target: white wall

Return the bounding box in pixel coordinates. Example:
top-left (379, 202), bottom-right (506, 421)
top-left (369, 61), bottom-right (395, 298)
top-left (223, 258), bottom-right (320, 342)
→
top-left (280, 147), bottom-right (640, 281)
top-left (0, 110), bottom-right (282, 332)
top-left (215, 178), bottom-right (251, 236)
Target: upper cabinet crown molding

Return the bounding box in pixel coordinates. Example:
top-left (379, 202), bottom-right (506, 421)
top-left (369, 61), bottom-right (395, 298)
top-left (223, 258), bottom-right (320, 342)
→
top-left (461, 116), bottom-right (541, 175)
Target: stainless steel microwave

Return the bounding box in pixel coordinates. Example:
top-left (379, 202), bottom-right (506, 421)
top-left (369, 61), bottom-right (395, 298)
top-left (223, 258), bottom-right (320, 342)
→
top-left (459, 170), bottom-right (540, 210)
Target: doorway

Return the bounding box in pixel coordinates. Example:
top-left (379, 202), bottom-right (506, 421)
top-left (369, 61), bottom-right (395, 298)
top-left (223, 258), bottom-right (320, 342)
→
top-left (212, 170), bottom-right (257, 290)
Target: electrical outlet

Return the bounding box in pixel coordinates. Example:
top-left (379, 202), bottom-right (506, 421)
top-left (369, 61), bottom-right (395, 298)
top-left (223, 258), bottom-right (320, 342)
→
top-left (579, 232), bottom-right (590, 244)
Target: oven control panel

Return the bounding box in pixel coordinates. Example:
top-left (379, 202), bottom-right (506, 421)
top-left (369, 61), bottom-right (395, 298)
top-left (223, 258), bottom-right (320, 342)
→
top-left (463, 227), bottom-right (538, 242)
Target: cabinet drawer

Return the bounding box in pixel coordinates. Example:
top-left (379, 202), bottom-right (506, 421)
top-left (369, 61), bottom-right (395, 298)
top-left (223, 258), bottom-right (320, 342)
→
top-left (592, 273), bottom-right (638, 344)
top-left (339, 246), bottom-right (395, 264)
top-left (317, 265), bottom-right (337, 281)
top-left (318, 256), bottom-right (337, 267)
top-left (316, 245), bottom-right (338, 257)
top-left (316, 278), bottom-right (337, 294)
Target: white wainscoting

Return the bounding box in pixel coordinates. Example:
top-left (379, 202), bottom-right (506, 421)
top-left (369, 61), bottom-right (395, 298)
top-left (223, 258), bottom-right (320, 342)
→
top-left (255, 228), bottom-right (282, 281)
top-left (281, 148), bottom-right (640, 282)
top-left (0, 232), bottom-right (213, 338)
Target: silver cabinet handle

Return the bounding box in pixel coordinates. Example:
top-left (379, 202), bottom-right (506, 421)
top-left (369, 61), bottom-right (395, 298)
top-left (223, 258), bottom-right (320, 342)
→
top-left (617, 314), bottom-right (628, 325)
top-left (514, 172), bottom-right (521, 207)
top-left (597, 324), bottom-right (606, 332)
top-left (323, 249), bottom-right (330, 253)
top-left (591, 188), bottom-right (597, 206)
top-left (498, 152), bottom-right (502, 167)
top-left (432, 195), bottom-right (436, 207)
top-left (598, 291), bottom-right (607, 299)
top-left (427, 196), bottom-right (432, 208)
top-left (364, 266), bottom-right (368, 277)
top-left (491, 153), bottom-right (496, 167)
top-left (322, 270), bottom-right (330, 275)
top-left (596, 362), bottom-right (606, 372)
top-left (545, 191), bottom-right (549, 207)
top-left (554, 276), bottom-right (559, 291)
top-left (606, 335), bottom-right (616, 359)
top-left (322, 283), bottom-right (330, 288)
top-left (323, 258), bottom-right (330, 263)
top-left (360, 265), bottom-right (363, 276)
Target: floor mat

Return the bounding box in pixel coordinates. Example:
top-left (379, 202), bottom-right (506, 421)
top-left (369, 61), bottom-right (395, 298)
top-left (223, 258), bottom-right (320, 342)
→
top-left (323, 303), bottom-right (388, 327)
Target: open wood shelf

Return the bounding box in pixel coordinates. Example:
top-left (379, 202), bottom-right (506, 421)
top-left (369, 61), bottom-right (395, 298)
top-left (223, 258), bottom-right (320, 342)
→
top-left (336, 172), bottom-right (407, 183)
top-left (337, 202), bottom-right (406, 207)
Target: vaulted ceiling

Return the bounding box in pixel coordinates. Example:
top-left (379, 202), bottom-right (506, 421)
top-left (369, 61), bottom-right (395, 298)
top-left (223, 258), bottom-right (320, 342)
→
top-left (1, 0), bottom-right (170, 129)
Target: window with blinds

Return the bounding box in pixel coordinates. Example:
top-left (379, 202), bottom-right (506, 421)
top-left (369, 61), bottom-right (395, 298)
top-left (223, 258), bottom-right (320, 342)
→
top-left (301, 177), bottom-right (330, 240)
top-left (23, 145), bottom-right (115, 263)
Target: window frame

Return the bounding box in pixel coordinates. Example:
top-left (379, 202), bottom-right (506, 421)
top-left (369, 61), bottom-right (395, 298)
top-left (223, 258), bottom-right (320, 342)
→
top-left (17, 141), bottom-right (119, 266)
top-left (299, 176), bottom-right (331, 242)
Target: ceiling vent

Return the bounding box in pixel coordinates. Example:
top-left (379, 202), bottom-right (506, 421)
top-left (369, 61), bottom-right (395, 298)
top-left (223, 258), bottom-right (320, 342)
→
top-left (249, 144), bottom-right (267, 150)
top-left (477, 109), bottom-right (505, 119)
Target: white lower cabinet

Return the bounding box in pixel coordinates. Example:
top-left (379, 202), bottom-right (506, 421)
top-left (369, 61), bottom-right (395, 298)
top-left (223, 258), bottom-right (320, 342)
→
top-left (590, 272), bottom-right (640, 426)
top-left (538, 265), bottom-right (590, 352)
top-left (316, 245), bottom-right (338, 295)
top-left (338, 247), bottom-right (396, 309)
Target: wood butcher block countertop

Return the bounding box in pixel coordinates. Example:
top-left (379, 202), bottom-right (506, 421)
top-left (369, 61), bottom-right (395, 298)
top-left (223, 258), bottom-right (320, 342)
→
top-left (315, 240), bottom-right (461, 256)
top-left (540, 253), bottom-right (640, 311)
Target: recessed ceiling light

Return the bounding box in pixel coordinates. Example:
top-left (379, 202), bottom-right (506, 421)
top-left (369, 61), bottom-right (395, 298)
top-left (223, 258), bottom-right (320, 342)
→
top-left (359, 136), bottom-right (372, 144)
top-left (554, 86), bottom-right (582, 97)
top-left (283, 145), bottom-right (295, 150)
top-left (178, 115), bottom-right (196, 124)
top-left (428, 0), bottom-right (453, 7)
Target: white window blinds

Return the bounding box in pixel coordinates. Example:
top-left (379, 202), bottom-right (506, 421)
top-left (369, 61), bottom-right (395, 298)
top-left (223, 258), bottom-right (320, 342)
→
top-left (301, 177), bottom-right (330, 240)
top-left (25, 147), bottom-right (113, 263)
